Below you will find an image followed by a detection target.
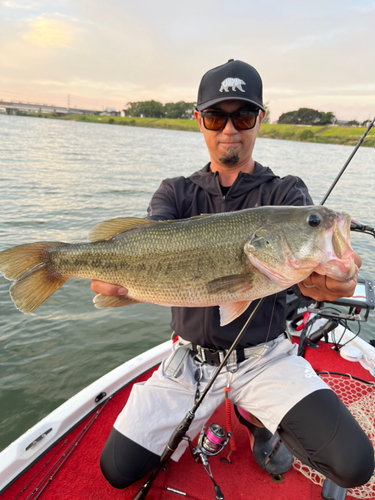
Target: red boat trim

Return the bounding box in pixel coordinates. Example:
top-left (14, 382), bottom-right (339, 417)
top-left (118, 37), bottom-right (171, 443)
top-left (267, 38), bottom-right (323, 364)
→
top-left (31, 401), bottom-right (110, 500)
top-left (0, 364), bottom-right (160, 497)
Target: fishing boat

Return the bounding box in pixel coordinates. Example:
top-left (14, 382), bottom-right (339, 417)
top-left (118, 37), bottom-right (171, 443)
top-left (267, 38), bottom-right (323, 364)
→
top-left (0, 281), bottom-right (374, 500)
top-left (1, 121), bottom-right (375, 500)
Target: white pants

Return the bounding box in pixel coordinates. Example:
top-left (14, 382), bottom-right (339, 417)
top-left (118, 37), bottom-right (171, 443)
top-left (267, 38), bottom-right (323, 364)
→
top-left (114, 335), bottom-right (329, 460)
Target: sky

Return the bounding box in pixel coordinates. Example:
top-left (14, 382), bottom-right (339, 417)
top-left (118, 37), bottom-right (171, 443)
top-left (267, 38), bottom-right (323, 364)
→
top-left (0, 0), bottom-right (374, 122)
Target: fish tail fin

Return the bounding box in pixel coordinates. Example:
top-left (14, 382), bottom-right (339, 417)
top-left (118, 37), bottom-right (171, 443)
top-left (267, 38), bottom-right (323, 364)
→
top-left (0, 242), bottom-right (68, 313)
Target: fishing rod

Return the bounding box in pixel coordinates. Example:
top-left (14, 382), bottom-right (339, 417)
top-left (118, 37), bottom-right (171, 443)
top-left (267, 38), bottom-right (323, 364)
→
top-left (321, 116), bottom-right (375, 238)
top-left (133, 116), bottom-right (375, 500)
top-left (320, 117), bottom-right (375, 206)
top-left (133, 297), bottom-right (266, 500)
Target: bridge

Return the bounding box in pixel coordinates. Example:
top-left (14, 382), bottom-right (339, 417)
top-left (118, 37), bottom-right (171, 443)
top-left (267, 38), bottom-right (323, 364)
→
top-left (0, 100), bottom-right (98, 116)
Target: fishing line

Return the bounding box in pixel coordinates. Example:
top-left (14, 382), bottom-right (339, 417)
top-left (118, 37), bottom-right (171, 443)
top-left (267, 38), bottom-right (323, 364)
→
top-left (320, 117), bottom-right (375, 206)
top-left (314, 119), bottom-right (374, 351)
top-left (134, 115), bottom-right (375, 500)
top-left (190, 297), bottom-right (266, 415)
top-left (132, 297), bottom-right (266, 500)
top-left (264, 293), bottom-right (278, 345)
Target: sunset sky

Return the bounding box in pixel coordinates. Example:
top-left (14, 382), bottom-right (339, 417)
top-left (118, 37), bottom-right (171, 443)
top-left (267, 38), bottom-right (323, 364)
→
top-left (0, 0), bottom-right (374, 122)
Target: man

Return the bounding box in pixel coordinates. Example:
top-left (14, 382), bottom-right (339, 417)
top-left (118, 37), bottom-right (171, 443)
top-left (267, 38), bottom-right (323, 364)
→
top-left (93, 60), bottom-right (373, 489)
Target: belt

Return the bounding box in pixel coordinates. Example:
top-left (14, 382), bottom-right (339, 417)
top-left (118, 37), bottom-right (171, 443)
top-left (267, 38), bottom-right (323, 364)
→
top-left (190, 343), bottom-right (269, 367)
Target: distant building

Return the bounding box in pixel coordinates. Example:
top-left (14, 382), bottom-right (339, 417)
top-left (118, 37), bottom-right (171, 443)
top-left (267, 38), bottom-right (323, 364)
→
top-left (101, 108), bottom-right (120, 117)
top-left (336, 120), bottom-right (349, 126)
top-left (361, 119), bottom-right (372, 127)
top-left (336, 119), bottom-right (363, 127)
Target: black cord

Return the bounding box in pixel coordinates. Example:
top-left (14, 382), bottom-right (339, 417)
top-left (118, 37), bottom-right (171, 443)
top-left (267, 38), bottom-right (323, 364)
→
top-left (318, 306), bottom-right (343, 316)
top-left (351, 225), bottom-right (375, 239)
top-left (304, 308), bottom-right (363, 351)
top-left (339, 322), bottom-right (361, 349)
top-left (335, 320), bottom-right (348, 348)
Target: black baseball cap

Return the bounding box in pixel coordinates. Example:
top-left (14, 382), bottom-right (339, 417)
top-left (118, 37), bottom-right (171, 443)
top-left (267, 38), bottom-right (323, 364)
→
top-left (196, 59), bottom-right (265, 112)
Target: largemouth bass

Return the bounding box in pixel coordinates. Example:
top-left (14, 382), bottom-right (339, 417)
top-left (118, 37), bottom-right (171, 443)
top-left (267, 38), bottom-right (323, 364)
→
top-left (0, 206), bottom-right (355, 325)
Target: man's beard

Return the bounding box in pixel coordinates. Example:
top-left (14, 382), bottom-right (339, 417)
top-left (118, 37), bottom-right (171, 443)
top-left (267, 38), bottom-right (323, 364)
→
top-left (219, 148), bottom-right (240, 166)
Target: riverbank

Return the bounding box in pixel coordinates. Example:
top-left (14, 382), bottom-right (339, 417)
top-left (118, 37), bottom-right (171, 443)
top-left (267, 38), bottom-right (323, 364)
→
top-left (25, 113), bottom-right (375, 147)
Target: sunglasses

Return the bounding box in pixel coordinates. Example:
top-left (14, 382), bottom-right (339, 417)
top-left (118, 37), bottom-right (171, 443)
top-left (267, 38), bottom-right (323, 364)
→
top-left (200, 109), bottom-right (259, 131)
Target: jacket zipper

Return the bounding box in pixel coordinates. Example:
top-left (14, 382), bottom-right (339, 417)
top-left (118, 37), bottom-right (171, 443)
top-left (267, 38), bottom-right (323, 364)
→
top-left (214, 172), bottom-right (228, 212)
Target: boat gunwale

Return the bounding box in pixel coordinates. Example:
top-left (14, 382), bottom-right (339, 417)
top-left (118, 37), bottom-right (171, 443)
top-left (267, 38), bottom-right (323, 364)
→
top-left (2, 324), bottom-right (375, 495)
top-left (0, 340), bottom-right (172, 493)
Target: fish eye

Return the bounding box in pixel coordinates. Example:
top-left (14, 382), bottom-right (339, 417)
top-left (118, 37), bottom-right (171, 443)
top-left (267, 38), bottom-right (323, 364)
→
top-left (307, 213), bottom-right (322, 228)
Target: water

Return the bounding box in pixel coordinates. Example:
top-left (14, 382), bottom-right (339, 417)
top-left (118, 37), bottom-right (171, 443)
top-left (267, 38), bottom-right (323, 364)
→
top-left (0, 114), bottom-right (374, 452)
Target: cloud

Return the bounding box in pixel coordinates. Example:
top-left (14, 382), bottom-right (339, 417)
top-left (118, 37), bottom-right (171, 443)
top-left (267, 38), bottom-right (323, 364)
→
top-left (22, 17), bottom-right (75, 48)
top-left (274, 30), bottom-right (344, 53)
top-left (0, 0), bottom-right (374, 122)
top-left (2, 0), bottom-right (40, 9)
top-left (30, 78), bottom-right (67, 87)
top-left (266, 87), bottom-right (308, 96)
top-left (319, 84), bottom-right (375, 94)
top-left (1, 0), bottom-right (67, 10)
top-left (348, 0), bottom-right (375, 13)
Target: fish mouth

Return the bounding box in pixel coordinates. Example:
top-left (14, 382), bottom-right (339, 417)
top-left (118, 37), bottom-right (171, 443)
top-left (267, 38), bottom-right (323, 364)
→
top-left (314, 212), bottom-right (355, 280)
top-left (246, 211), bottom-right (355, 286)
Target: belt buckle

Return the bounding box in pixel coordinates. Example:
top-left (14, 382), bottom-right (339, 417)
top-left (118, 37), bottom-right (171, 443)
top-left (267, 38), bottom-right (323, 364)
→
top-left (204, 348), bottom-right (222, 366)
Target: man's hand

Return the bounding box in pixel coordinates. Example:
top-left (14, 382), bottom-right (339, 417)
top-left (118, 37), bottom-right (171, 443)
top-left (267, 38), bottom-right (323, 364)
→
top-left (298, 252), bottom-right (362, 302)
top-left (91, 280), bottom-right (128, 296)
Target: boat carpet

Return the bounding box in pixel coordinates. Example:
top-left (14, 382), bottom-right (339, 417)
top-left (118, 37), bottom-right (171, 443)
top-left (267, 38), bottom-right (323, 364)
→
top-left (3, 339), bottom-right (375, 500)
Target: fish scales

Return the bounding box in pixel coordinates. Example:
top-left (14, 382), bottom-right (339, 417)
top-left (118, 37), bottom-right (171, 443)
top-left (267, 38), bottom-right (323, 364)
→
top-left (0, 206), bottom-right (355, 324)
top-left (48, 212), bottom-right (256, 306)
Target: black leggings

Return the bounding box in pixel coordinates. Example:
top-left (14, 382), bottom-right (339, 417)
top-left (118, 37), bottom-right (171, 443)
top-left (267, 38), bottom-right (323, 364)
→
top-left (100, 389), bottom-right (374, 489)
top-left (278, 389), bottom-right (374, 488)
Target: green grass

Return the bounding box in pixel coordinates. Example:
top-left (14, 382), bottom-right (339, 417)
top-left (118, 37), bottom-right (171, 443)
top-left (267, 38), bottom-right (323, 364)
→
top-left (259, 123), bottom-right (375, 147)
top-left (23, 113), bottom-right (375, 147)
top-left (57, 114), bottom-right (200, 132)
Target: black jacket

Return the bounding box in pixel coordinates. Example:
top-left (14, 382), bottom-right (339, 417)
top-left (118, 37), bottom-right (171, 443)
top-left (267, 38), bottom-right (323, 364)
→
top-left (147, 162), bottom-right (313, 349)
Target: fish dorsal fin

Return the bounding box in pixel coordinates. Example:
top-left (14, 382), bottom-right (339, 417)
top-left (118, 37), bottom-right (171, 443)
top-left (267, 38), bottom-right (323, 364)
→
top-left (89, 213), bottom-right (212, 242)
top-left (88, 217), bottom-right (159, 242)
top-left (161, 214), bottom-right (212, 224)
top-left (190, 214), bottom-right (212, 220)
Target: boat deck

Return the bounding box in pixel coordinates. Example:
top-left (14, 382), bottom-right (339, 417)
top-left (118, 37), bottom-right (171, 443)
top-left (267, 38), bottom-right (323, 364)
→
top-left (2, 339), bottom-right (375, 500)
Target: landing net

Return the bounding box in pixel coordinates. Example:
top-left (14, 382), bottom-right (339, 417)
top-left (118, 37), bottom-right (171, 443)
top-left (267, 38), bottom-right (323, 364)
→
top-left (292, 372), bottom-right (375, 499)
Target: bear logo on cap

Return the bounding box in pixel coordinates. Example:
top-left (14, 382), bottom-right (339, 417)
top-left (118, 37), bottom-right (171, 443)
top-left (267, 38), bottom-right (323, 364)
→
top-left (219, 78), bottom-right (246, 93)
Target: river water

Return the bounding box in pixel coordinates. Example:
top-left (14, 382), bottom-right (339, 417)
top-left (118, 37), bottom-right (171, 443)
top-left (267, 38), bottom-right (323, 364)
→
top-left (0, 114), bottom-right (374, 452)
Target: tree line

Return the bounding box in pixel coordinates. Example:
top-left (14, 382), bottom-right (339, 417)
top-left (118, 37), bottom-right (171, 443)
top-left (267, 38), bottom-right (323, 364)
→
top-left (123, 100), bottom-right (271, 121)
top-left (123, 102), bottom-right (366, 127)
top-left (124, 100), bottom-right (196, 119)
top-left (278, 108), bottom-right (336, 125)
top-left (277, 108), bottom-right (369, 127)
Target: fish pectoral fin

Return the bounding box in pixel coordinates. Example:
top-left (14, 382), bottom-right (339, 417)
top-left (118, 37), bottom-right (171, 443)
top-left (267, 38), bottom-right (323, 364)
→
top-left (93, 293), bottom-right (142, 309)
top-left (207, 274), bottom-right (253, 295)
top-left (89, 218), bottom-right (160, 242)
top-left (219, 301), bottom-right (252, 326)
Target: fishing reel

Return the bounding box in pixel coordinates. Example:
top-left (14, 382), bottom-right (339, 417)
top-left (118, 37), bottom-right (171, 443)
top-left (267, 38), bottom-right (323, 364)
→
top-left (183, 423), bottom-right (231, 500)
